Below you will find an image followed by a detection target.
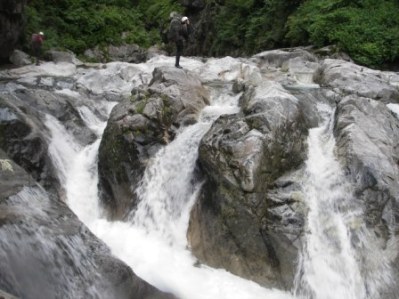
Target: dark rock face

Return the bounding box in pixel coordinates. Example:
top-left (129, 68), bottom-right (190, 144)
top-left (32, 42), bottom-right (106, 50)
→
top-left (98, 66), bottom-right (209, 219)
top-left (0, 93), bottom-right (60, 200)
top-left (188, 81), bottom-right (313, 289)
top-left (182, 3), bottom-right (218, 57)
top-left (0, 87), bottom-right (96, 201)
top-left (334, 95), bottom-right (399, 239)
top-left (0, 0), bottom-right (27, 63)
top-left (0, 149), bottom-right (174, 299)
top-left (84, 44), bottom-right (147, 63)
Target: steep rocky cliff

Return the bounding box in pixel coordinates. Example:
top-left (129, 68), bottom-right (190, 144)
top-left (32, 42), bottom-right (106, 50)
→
top-left (0, 0), bottom-right (27, 63)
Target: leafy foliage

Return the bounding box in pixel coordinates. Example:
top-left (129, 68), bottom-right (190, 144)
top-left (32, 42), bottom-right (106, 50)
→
top-left (212, 0), bottom-right (303, 55)
top-left (25, 0), bottom-right (181, 54)
top-left (24, 0), bottom-right (399, 67)
top-left (286, 0), bottom-right (399, 67)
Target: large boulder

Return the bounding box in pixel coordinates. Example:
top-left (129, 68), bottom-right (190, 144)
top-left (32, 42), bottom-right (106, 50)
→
top-left (188, 80), bottom-right (315, 289)
top-left (252, 48), bottom-right (318, 70)
top-left (9, 50), bottom-right (31, 67)
top-left (98, 66), bottom-right (209, 219)
top-left (84, 44), bottom-right (147, 63)
top-left (315, 59), bottom-right (399, 104)
top-left (0, 0), bottom-right (27, 63)
top-left (334, 95), bottom-right (399, 239)
top-left (0, 149), bottom-right (174, 299)
top-left (46, 50), bottom-right (83, 65)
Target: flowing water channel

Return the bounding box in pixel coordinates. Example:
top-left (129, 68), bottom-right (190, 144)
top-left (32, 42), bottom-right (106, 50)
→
top-left (46, 79), bottom-right (293, 299)
top-left (41, 58), bottom-right (395, 299)
top-left (294, 104), bottom-right (393, 299)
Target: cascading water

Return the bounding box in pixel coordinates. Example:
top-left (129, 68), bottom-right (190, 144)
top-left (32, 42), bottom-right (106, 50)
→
top-left (46, 78), bottom-right (293, 299)
top-left (41, 57), bottom-right (396, 299)
top-left (294, 104), bottom-right (393, 299)
top-left (130, 85), bottom-right (242, 245)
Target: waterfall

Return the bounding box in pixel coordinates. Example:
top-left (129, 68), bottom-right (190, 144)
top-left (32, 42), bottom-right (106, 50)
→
top-left (45, 82), bottom-right (293, 299)
top-left (131, 86), bottom-right (242, 246)
top-left (40, 57), bottom-right (396, 299)
top-left (294, 104), bottom-right (393, 299)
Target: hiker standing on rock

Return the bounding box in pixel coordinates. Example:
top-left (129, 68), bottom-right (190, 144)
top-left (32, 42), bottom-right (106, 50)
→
top-left (31, 32), bottom-right (45, 65)
top-left (168, 13), bottom-right (192, 69)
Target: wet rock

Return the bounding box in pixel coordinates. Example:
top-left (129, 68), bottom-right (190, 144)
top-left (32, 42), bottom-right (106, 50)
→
top-left (9, 50), bottom-right (31, 67)
top-left (0, 86), bottom-right (97, 201)
top-left (315, 59), bottom-right (399, 103)
top-left (252, 48), bottom-right (318, 70)
top-left (46, 50), bottom-right (83, 65)
top-left (0, 289), bottom-right (18, 299)
top-left (188, 80), bottom-right (313, 289)
top-left (0, 94), bottom-right (61, 200)
top-left (84, 44), bottom-right (147, 63)
top-left (334, 95), bottom-right (399, 239)
top-left (108, 44), bottom-right (147, 63)
top-left (98, 66), bottom-right (209, 219)
top-left (0, 149), bottom-right (174, 299)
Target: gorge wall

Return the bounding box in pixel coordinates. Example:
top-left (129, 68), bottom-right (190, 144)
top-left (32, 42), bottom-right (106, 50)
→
top-left (0, 0), bottom-right (27, 63)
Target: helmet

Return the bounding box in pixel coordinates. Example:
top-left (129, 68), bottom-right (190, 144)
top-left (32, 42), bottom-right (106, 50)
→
top-left (39, 31), bottom-right (44, 35)
top-left (181, 16), bottom-right (188, 23)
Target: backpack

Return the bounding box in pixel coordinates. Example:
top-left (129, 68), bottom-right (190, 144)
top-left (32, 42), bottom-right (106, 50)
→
top-left (168, 16), bottom-right (181, 42)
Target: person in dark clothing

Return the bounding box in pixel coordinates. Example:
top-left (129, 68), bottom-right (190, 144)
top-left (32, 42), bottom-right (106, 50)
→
top-left (168, 14), bottom-right (192, 69)
top-left (31, 32), bottom-right (44, 65)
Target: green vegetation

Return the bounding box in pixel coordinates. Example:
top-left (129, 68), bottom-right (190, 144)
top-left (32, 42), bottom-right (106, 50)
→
top-left (286, 0), bottom-right (399, 67)
top-left (25, 0), bottom-right (181, 53)
top-left (212, 0), bottom-right (302, 55)
top-left (25, 0), bottom-right (399, 68)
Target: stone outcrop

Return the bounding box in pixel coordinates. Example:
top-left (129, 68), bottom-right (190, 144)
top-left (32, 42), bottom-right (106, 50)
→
top-left (9, 50), bottom-right (31, 66)
top-left (334, 95), bottom-right (399, 239)
top-left (188, 80), bottom-right (314, 289)
top-left (98, 66), bottom-right (209, 219)
top-left (186, 49), bottom-right (399, 291)
top-left (0, 0), bottom-right (27, 63)
top-left (0, 149), bottom-right (174, 299)
top-left (1, 47), bottom-right (399, 296)
top-left (315, 59), bottom-right (399, 104)
top-left (84, 44), bottom-right (147, 63)
top-left (0, 87), bottom-right (96, 201)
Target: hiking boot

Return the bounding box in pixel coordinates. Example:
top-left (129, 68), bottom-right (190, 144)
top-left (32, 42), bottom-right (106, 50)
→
top-left (175, 65), bottom-right (182, 69)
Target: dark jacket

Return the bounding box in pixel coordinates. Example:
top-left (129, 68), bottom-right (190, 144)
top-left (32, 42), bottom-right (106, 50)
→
top-left (168, 17), bottom-right (181, 42)
top-left (179, 23), bottom-right (191, 42)
top-left (168, 18), bottom-right (192, 43)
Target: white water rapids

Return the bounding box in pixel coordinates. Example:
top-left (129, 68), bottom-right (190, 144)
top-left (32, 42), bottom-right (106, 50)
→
top-left (294, 104), bottom-right (393, 299)
top-left (40, 56), bottom-right (394, 299)
top-left (45, 61), bottom-right (292, 298)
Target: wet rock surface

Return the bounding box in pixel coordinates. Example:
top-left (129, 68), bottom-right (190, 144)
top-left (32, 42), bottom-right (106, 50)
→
top-left (98, 66), bottom-right (210, 219)
top-left (1, 48), bottom-right (399, 295)
top-left (0, 150), bottom-right (174, 299)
